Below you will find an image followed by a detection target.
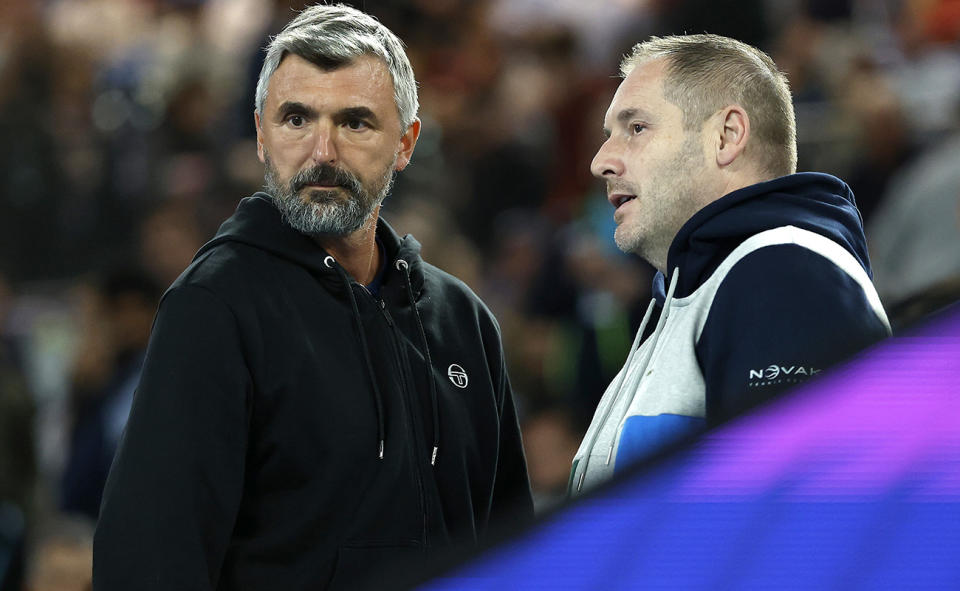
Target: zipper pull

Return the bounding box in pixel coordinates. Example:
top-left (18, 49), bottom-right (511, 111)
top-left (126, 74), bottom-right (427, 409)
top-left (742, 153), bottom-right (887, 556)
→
top-left (378, 299), bottom-right (394, 326)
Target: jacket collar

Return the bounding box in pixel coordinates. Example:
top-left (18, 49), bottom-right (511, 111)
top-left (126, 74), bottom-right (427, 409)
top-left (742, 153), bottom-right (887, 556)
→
top-left (658, 172), bottom-right (870, 299)
top-left (197, 193), bottom-right (426, 298)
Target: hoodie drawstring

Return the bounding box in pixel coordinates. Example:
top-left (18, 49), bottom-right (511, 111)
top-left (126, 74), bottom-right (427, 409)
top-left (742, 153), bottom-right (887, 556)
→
top-left (396, 259), bottom-right (441, 467)
top-left (574, 299), bottom-right (654, 493)
top-left (325, 255), bottom-right (386, 460)
top-left (576, 267), bottom-right (681, 492)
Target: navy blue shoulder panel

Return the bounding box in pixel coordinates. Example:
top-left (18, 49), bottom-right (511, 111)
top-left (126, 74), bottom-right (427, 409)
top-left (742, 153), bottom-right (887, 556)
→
top-left (696, 244), bottom-right (889, 420)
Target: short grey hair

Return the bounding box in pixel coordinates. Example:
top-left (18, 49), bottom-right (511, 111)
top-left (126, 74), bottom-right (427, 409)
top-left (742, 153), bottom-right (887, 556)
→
top-left (621, 34), bottom-right (797, 178)
top-left (255, 3), bottom-right (419, 130)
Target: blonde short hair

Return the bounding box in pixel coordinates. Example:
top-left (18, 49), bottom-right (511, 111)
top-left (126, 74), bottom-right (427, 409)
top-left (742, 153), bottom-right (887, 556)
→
top-left (621, 34), bottom-right (797, 178)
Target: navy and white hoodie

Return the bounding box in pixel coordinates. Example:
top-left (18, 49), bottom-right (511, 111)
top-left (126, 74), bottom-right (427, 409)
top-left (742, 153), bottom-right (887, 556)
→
top-left (571, 173), bottom-right (891, 495)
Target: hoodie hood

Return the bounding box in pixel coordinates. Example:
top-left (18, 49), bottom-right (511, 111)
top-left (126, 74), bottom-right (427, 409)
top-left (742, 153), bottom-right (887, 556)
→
top-left (196, 193), bottom-right (426, 295)
top-left (653, 172), bottom-right (872, 301)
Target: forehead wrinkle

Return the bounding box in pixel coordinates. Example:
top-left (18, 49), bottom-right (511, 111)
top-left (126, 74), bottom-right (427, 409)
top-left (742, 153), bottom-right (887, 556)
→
top-left (266, 54), bottom-right (399, 130)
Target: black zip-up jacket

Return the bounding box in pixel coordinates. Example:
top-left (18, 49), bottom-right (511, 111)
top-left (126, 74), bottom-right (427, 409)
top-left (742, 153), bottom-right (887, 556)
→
top-left (93, 194), bottom-right (534, 590)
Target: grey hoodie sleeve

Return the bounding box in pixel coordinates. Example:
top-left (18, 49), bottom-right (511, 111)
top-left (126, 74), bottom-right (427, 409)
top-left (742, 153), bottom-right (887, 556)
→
top-left (93, 284), bottom-right (251, 591)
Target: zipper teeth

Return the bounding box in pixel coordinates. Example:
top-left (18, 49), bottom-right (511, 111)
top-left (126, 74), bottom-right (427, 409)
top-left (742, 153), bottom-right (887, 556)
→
top-left (576, 300), bottom-right (656, 491)
top-left (382, 300), bottom-right (430, 547)
top-left (360, 286), bottom-right (429, 546)
top-left (394, 328), bottom-right (429, 544)
top-left (600, 269), bottom-right (682, 474)
top-left (601, 303), bottom-right (668, 463)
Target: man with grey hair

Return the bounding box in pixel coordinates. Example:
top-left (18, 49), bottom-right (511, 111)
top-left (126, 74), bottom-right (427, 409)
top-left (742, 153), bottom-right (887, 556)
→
top-left (570, 34), bottom-right (891, 494)
top-left (93, 5), bottom-right (533, 590)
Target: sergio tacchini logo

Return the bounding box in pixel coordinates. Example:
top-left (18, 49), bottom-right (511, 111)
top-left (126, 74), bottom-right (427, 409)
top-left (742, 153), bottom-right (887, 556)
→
top-left (447, 364), bottom-right (468, 388)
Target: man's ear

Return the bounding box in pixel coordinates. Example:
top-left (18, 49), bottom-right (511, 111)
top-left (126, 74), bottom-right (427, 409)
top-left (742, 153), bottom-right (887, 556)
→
top-left (395, 118), bottom-right (421, 171)
top-left (254, 111), bottom-right (266, 164)
top-left (715, 105), bottom-right (750, 168)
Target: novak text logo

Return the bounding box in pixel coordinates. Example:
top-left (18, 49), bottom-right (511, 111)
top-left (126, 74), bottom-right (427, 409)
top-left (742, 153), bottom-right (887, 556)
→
top-left (748, 364), bottom-right (820, 386)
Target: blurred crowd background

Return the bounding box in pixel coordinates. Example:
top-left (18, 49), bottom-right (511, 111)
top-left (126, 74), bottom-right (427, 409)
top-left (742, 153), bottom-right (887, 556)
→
top-left (1, 0), bottom-right (959, 588)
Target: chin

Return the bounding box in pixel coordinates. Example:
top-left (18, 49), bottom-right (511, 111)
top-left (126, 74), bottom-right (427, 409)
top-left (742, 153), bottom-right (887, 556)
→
top-left (613, 225), bottom-right (641, 254)
top-left (304, 188), bottom-right (341, 205)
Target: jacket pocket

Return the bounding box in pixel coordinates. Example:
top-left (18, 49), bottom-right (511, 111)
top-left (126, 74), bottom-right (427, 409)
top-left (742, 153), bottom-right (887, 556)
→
top-left (327, 540), bottom-right (424, 591)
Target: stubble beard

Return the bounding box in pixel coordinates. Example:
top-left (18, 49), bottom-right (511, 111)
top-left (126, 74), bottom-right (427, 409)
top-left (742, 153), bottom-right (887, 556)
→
top-left (264, 153), bottom-right (396, 237)
top-left (613, 135), bottom-right (706, 270)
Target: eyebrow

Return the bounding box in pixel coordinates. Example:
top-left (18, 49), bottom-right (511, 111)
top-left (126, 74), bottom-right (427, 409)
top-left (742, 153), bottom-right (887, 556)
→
top-left (603, 108), bottom-right (652, 138)
top-left (616, 108), bottom-right (641, 125)
top-left (276, 101), bottom-right (318, 121)
top-left (275, 102), bottom-right (381, 128)
top-left (337, 106), bottom-right (379, 127)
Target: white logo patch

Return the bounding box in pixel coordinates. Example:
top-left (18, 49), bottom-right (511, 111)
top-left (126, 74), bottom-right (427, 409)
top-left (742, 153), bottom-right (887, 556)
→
top-left (447, 364), bottom-right (468, 388)
top-left (748, 364), bottom-right (820, 387)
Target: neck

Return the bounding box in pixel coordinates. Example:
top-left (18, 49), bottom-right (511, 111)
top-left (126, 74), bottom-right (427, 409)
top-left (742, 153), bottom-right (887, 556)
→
top-left (314, 207), bottom-right (381, 285)
top-left (718, 166), bottom-right (769, 200)
top-left (651, 170), bottom-right (772, 274)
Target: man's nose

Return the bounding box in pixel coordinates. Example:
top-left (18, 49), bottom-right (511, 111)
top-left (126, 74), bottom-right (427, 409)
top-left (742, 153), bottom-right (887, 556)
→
top-left (590, 139), bottom-right (624, 179)
top-left (312, 125), bottom-right (337, 164)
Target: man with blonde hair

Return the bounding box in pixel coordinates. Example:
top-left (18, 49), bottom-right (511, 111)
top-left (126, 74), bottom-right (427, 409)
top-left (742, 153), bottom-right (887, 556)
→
top-left (571, 34), bottom-right (890, 493)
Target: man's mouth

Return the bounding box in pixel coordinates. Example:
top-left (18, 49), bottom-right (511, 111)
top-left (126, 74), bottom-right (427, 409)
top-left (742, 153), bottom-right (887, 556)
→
top-left (608, 193), bottom-right (637, 209)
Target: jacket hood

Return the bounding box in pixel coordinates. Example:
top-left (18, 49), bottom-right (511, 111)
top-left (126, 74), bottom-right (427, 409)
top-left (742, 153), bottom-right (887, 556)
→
top-left (197, 193), bottom-right (425, 293)
top-left (653, 172), bottom-right (872, 300)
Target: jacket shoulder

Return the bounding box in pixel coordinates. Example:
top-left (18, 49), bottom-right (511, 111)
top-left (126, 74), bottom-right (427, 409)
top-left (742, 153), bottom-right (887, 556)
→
top-left (418, 261), bottom-right (505, 352)
top-left (421, 262), bottom-right (493, 312)
top-left (696, 241), bottom-right (892, 415)
top-left (169, 241), bottom-right (279, 301)
top-left (706, 242), bottom-right (888, 330)
top-left (695, 226), bottom-right (889, 335)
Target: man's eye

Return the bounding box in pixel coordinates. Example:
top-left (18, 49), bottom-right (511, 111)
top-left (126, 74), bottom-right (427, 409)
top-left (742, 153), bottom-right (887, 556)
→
top-left (632, 123), bottom-right (646, 134)
top-left (288, 115), bottom-right (305, 127)
top-left (346, 119), bottom-right (368, 130)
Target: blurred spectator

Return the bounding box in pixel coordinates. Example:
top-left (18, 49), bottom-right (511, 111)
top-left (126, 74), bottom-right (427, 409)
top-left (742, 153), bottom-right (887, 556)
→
top-left (521, 403), bottom-right (585, 512)
top-left (0, 274), bottom-right (36, 520)
top-left (524, 218), bottom-right (651, 414)
top-left (60, 267), bottom-right (161, 520)
top-left (383, 197), bottom-right (483, 290)
top-left (488, 0), bottom-right (651, 69)
top-left (653, 0), bottom-right (770, 48)
top-left (887, 0), bottom-right (960, 144)
top-left (868, 129), bottom-right (960, 311)
top-left (137, 202), bottom-right (206, 289)
top-left (0, 1), bottom-right (67, 283)
top-left (0, 501), bottom-right (26, 591)
top-left (841, 56), bottom-right (916, 223)
top-left (25, 515), bottom-right (93, 591)
top-left (0, 271), bottom-right (35, 591)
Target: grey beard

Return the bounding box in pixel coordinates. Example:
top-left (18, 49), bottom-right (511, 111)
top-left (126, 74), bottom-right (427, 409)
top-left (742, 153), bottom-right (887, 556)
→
top-left (264, 157), bottom-right (395, 237)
